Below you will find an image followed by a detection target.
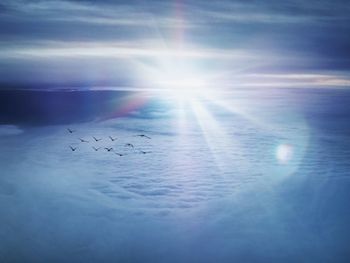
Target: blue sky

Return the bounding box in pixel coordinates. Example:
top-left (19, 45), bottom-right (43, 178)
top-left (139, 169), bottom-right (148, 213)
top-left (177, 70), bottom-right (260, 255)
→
top-left (0, 0), bottom-right (349, 89)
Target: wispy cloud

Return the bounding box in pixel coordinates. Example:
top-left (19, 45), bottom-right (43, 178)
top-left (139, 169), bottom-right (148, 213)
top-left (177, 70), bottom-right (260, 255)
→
top-left (0, 41), bottom-right (258, 60)
top-left (217, 73), bottom-right (350, 89)
top-left (0, 125), bottom-right (22, 136)
top-left (0, 0), bottom-right (349, 88)
top-left (2, 0), bottom-right (193, 28)
top-left (190, 0), bottom-right (350, 24)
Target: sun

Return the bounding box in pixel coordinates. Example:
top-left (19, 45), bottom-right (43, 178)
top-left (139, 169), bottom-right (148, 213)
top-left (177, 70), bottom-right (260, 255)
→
top-left (134, 50), bottom-right (211, 102)
top-left (151, 59), bottom-right (206, 101)
top-left (157, 76), bottom-right (206, 103)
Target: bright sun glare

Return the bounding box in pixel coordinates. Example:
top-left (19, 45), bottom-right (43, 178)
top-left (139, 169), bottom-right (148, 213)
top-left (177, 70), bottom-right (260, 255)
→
top-left (136, 50), bottom-right (211, 102)
top-left (133, 45), bottom-right (306, 176)
top-left (135, 48), bottom-right (245, 170)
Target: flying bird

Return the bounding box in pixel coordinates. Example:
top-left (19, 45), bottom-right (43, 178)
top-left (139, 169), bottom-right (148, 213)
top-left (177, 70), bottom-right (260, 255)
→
top-left (69, 146), bottom-right (77, 151)
top-left (114, 152), bottom-right (124, 156)
top-left (125, 143), bottom-right (134, 148)
top-left (93, 136), bottom-right (102, 142)
top-left (79, 138), bottom-right (89, 143)
top-left (109, 136), bottom-right (117, 141)
top-left (67, 128), bottom-right (75, 133)
top-left (92, 146), bottom-right (101, 151)
top-left (135, 134), bottom-right (151, 139)
top-left (139, 150), bottom-right (152, 154)
top-left (105, 147), bottom-right (113, 152)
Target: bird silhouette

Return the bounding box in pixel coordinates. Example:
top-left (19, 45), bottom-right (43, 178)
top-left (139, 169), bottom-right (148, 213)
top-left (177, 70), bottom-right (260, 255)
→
top-left (114, 152), bottom-right (124, 156)
top-left (67, 128), bottom-right (75, 133)
top-left (109, 136), bottom-right (117, 141)
top-left (92, 146), bottom-right (101, 151)
top-left (79, 138), bottom-right (89, 143)
top-left (105, 147), bottom-right (113, 152)
top-left (139, 150), bottom-right (152, 154)
top-left (93, 136), bottom-right (102, 142)
top-left (125, 143), bottom-right (134, 148)
top-left (69, 146), bottom-right (77, 151)
top-left (135, 134), bottom-right (151, 139)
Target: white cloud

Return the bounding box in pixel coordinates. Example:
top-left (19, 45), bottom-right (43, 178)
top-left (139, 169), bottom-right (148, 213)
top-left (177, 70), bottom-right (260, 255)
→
top-left (0, 40), bottom-right (257, 60)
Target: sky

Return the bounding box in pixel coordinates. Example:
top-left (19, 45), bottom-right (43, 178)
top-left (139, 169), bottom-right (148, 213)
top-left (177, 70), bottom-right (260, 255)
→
top-left (1, 2), bottom-right (350, 262)
top-left (0, 0), bottom-right (350, 89)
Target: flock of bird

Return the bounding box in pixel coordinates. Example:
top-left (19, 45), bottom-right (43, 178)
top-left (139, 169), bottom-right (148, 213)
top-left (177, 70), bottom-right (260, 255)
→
top-left (67, 128), bottom-right (152, 156)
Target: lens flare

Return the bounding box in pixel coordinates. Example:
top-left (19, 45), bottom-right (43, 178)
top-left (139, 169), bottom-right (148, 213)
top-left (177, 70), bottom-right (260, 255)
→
top-left (276, 144), bottom-right (294, 164)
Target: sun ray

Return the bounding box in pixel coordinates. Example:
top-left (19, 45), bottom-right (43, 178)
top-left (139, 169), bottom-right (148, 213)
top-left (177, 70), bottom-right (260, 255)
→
top-left (190, 99), bottom-right (245, 172)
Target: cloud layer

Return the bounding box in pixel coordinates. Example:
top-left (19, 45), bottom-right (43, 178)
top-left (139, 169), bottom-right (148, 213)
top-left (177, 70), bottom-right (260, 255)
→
top-left (0, 0), bottom-right (349, 88)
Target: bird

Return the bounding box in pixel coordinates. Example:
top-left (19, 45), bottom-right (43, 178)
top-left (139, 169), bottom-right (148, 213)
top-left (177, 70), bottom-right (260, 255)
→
top-left (109, 136), bottom-right (117, 141)
top-left (69, 146), bottom-right (77, 151)
top-left (139, 150), bottom-right (152, 154)
top-left (67, 128), bottom-right (75, 133)
top-left (125, 143), bottom-right (134, 148)
top-left (79, 138), bottom-right (89, 143)
top-left (135, 134), bottom-right (151, 139)
top-left (92, 146), bottom-right (101, 151)
top-left (93, 136), bottom-right (102, 142)
top-left (114, 152), bottom-right (124, 156)
top-left (105, 147), bottom-right (113, 152)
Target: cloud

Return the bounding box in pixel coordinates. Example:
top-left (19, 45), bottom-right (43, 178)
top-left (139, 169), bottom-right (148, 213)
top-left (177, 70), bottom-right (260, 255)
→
top-left (1, 0), bottom-right (192, 28)
top-left (1, 38), bottom-right (349, 89)
top-left (193, 0), bottom-right (350, 24)
top-left (0, 125), bottom-right (22, 136)
top-left (0, 40), bottom-right (257, 59)
top-left (210, 72), bottom-right (350, 90)
top-left (0, 0), bottom-right (350, 87)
